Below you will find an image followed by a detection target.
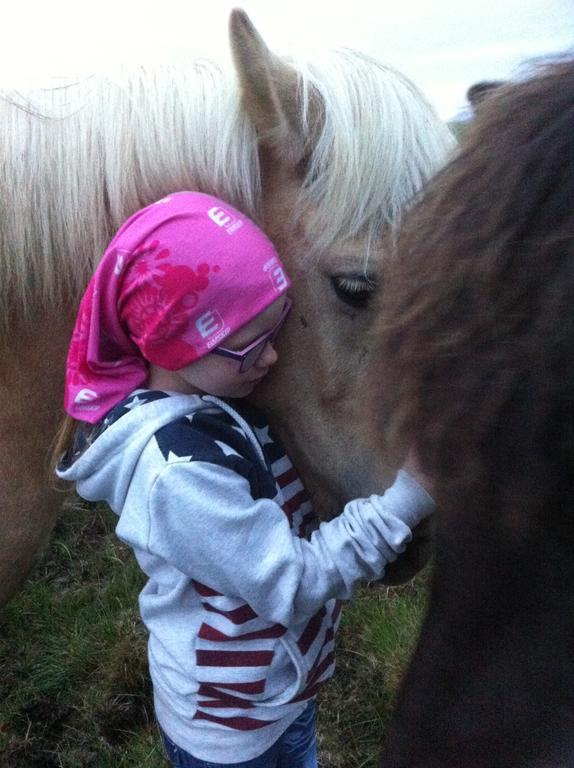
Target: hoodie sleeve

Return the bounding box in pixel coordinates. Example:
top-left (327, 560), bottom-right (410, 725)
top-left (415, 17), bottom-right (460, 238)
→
top-left (141, 459), bottom-right (434, 628)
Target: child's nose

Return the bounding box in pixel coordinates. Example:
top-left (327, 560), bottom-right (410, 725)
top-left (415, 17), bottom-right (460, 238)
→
top-left (256, 342), bottom-right (278, 368)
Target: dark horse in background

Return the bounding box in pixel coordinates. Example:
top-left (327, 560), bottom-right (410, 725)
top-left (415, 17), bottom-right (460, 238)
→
top-left (377, 58), bottom-right (574, 767)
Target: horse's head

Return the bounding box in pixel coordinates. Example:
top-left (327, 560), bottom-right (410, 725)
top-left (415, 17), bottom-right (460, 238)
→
top-left (229, 10), bottom-right (454, 526)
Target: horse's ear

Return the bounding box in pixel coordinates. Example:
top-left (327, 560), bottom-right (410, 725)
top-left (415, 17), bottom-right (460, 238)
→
top-left (229, 9), bottom-right (313, 169)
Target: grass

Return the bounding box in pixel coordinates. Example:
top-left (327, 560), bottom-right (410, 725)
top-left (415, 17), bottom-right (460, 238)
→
top-left (0, 499), bottom-right (428, 768)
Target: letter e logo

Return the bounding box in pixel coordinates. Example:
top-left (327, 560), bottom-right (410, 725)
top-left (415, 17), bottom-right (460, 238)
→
top-left (196, 310), bottom-right (224, 339)
top-left (270, 266), bottom-right (288, 292)
top-left (208, 207), bottom-right (233, 228)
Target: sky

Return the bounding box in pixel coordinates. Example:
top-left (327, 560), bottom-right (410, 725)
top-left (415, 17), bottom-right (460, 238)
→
top-left (3, 0), bottom-right (573, 119)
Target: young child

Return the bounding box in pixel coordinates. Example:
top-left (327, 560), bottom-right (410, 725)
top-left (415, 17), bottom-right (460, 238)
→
top-left (56, 191), bottom-right (434, 768)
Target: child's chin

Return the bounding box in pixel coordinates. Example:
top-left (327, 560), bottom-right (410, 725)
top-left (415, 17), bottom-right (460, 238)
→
top-left (216, 382), bottom-right (255, 399)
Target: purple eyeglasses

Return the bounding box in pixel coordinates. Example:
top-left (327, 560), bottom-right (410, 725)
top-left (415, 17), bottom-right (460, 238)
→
top-left (212, 297), bottom-right (293, 373)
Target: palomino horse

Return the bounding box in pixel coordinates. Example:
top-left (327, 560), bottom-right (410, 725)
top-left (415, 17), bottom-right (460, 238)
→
top-left (0, 10), bottom-right (453, 605)
top-left (378, 58), bottom-right (574, 767)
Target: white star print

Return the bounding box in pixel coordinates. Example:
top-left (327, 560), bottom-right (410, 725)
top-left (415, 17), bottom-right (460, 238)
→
top-left (215, 440), bottom-right (240, 458)
top-left (253, 425), bottom-right (273, 446)
top-left (124, 395), bottom-right (146, 410)
top-left (166, 450), bottom-right (193, 463)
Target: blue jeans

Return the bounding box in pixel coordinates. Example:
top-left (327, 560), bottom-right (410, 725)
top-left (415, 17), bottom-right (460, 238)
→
top-left (159, 702), bottom-right (318, 767)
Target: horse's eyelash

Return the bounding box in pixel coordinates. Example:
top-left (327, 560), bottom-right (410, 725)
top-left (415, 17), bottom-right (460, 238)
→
top-left (336, 276), bottom-right (376, 292)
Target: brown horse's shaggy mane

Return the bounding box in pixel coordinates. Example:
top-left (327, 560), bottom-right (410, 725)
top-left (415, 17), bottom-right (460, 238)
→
top-left (380, 57), bottom-right (574, 516)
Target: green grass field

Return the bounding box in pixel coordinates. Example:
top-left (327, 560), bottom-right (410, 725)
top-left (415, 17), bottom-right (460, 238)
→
top-left (0, 499), bottom-right (428, 768)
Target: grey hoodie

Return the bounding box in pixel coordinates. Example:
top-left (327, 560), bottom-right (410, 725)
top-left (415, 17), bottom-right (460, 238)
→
top-left (58, 389), bottom-right (434, 763)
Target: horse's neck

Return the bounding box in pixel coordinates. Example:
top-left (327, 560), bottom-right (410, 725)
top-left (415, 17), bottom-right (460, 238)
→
top-left (381, 498), bottom-right (574, 768)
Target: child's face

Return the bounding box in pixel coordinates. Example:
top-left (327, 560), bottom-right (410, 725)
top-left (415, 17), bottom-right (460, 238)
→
top-left (170, 296), bottom-right (288, 398)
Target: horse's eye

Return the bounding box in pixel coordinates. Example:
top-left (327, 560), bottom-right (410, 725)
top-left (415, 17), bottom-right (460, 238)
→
top-left (331, 274), bottom-right (376, 309)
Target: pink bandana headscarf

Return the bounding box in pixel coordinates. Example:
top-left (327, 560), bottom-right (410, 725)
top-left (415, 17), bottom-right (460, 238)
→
top-left (64, 191), bottom-right (290, 423)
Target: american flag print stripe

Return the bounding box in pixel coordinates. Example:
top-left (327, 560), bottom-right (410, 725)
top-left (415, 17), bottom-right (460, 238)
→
top-left (193, 711), bottom-right (280, 731)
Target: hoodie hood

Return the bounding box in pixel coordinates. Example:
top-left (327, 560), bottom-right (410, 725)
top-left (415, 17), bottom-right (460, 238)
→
top-left (57, 391), bottom-right (213, 512)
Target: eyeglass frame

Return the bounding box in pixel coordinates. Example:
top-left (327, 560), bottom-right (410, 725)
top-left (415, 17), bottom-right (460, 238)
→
top-left (211, 296), bottom-right (293, 373)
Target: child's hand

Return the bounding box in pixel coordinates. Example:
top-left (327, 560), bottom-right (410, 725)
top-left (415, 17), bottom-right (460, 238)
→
top-left (379, 516), bottom-right (434, 586)
top-left (402, 446), bottom-right (434, 499)
top-left (377, 450), bottom-right (436, 585)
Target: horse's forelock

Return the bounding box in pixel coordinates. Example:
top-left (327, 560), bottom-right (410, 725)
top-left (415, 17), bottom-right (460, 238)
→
top-left (292, 49), bottom-right (455, 261)
top-left (381, 57), bottom-right (574, 498)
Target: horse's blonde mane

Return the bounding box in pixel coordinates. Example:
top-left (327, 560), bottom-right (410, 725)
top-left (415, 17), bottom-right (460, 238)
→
top-left (294, 49), bottom-right (455, 258)
top-left (0, 48), bottom-right (453, 333)
top-left (0, 59), bottom-right (261, 331)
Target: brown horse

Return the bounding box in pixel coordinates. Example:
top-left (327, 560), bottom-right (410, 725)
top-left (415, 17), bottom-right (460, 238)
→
top-left (378, 58), bottom-right (574, 767)
top-left (0, 10), bottom-right (454, 605)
